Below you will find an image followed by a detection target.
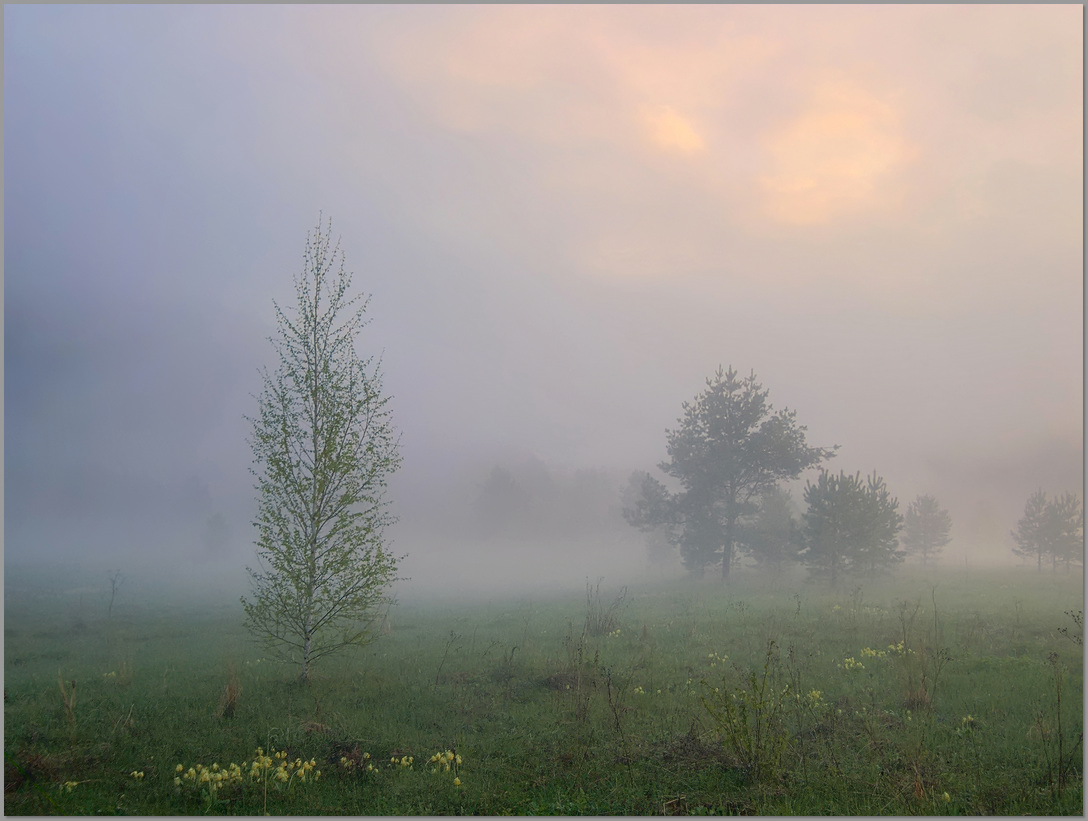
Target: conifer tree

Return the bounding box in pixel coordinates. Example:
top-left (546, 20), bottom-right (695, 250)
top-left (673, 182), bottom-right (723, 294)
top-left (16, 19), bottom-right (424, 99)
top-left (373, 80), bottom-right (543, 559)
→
top-left (902, 494), bottom-right (952, 565)
top-left (625, 367), bottom-right (835, 582)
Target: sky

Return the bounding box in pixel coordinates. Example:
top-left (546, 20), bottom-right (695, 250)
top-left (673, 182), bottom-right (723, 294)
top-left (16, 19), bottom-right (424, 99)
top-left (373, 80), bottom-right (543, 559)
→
top-left (4, 5), bottom-right (1083, 591)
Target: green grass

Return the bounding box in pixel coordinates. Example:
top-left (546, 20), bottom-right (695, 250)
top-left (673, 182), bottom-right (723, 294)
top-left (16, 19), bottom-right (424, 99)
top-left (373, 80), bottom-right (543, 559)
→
top-left (4, 562), bottom-right (1083, 815)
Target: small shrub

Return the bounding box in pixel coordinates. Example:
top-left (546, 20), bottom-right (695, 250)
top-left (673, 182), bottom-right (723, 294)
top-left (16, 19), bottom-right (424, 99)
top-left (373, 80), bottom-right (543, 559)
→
top-left (701, 639), bottom-right (790, 784)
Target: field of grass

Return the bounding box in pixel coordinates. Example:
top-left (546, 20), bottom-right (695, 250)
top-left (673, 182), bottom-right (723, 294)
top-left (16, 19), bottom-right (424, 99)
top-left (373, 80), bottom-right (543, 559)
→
top-left (4, 560), bottom-right (1083, 815)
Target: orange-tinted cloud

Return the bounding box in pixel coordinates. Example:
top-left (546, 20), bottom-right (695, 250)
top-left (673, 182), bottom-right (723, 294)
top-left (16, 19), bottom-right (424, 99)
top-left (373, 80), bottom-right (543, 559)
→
top-left (296, 4), bottom-right (1079, 290)
top-left (758, 82), bottom-right (916, 225)
top-left (640, 105), bottom-right (705, 153)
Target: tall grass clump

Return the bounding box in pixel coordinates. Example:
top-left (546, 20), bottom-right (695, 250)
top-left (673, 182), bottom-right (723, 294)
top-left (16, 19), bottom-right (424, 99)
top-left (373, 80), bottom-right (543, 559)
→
top-left (701, 639), bottom-right (791, 784)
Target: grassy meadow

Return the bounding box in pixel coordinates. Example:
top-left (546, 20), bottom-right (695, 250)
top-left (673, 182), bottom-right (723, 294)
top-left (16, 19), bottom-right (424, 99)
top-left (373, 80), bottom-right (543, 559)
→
top-left (3, 560), bottom-right (1083, 815)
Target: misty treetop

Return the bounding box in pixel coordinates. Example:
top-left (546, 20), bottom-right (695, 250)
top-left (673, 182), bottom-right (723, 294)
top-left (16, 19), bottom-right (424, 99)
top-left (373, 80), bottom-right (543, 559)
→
top-left (624, 366), bottom-right (836, 583)
top-left (242, 216), bottom-right (401, 683)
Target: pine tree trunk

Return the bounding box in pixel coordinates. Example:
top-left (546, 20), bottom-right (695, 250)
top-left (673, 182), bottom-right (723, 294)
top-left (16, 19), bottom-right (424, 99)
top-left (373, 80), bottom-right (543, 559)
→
top-left (721, 513), bottom-right (735, 584)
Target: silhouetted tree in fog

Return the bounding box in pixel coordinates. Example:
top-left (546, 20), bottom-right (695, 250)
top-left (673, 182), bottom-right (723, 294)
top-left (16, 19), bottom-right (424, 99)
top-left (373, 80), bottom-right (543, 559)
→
top-left (202, 512), bottom-right (230, 556)
top-left (743, 486), bottom-right (803, 576)
top-left (1012, 489), bottom-right (1084, 573)
top-left (474, 466), bottom-right (530, 538)
top-left (802, 470), bottom-right (904, 585)
top-left (622, 470), bottom-right (682, 573)
top-left (624, 367), bottom-right (835, 583)
top-left (902, 494), bottom-right (952, 565)
top-left (1046, 492), bottom-right (1084, 572)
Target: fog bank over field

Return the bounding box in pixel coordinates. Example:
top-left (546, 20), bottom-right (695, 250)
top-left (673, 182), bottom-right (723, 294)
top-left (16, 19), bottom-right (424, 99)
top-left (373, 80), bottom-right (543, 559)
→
top-left (5, 5), bottom-right (1082, 599)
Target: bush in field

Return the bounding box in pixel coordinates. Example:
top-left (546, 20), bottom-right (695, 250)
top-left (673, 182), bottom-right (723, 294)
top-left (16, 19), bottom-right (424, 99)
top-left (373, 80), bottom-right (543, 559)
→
top-left (701, 640), bottom-right (791, 784)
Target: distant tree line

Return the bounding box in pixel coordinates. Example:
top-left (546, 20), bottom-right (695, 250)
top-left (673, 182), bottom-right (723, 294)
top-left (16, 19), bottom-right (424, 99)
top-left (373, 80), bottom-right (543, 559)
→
top-left (473, 459), bottom-right (622, 541)
top-left (622, 365), bottom-right (1083, 586)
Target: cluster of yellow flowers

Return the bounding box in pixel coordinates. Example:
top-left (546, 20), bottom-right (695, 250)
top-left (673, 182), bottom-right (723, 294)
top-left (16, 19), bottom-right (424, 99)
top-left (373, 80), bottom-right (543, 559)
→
top-left (255, 749), bottom-right (320, 784)
top-left (429, 750), bottom-right (461, 772)
top-left (839, 657), bottom-right (865, 672)
top-left (859, 642), bottom-right (912, 661)
top-left (336, 750), bottom-right (434, 776)
top-left (959, 714), bottom-right (980, 734)
top-left (173, 748), bottom-right (320, 795)
top-left (175, 760), bottom-right (245, 795)
top-left (607, 628), bottom-right (622, 638)
top-left (129, 771), bottom-right (145, 779)
top-left (429, 750), bottom-right (463, 787)
top-left (339, 751), bottom-right (374, 772)
top-left (707, 651), bottom-right (728, 668)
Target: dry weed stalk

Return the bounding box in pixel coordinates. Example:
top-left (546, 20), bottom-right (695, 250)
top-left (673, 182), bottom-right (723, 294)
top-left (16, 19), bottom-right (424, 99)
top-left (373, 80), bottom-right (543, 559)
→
top-left (57, 671), bottom-right (76, 738)
top-left (113, 704), bottom-right (136, 736)
top-left (219, 662), bottom-right (241, 719)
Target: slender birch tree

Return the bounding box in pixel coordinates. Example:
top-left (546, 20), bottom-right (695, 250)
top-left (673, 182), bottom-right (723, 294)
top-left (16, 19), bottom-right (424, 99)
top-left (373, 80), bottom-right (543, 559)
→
top-left (242, 217), bottom-right (401, 683)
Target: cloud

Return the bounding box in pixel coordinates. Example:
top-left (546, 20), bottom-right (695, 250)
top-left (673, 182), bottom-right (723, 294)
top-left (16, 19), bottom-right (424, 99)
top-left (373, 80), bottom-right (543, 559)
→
top-left (333, 5), bottom-right (1079, 291)
top-left (641, 105), bottom-right (705, 154)
top-left (758, 81), bottom-right (916, 225)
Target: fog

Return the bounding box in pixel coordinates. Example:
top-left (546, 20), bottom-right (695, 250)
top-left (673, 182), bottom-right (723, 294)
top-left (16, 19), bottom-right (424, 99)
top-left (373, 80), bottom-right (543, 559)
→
top-left (5, 6), bottom-right (1083, 603)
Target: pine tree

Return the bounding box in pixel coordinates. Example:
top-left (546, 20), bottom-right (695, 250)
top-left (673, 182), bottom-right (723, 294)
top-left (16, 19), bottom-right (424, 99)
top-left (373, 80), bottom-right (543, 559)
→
top-left (902, 494), bottom-right (952, 565)
top-left (1012, 490), bottom-right (1084, 573)
top-left (802, 470), bottom-right (904, 585)
top-left (624, 367), bottom-right (835, 583)
top-left (1011, 489), bottom-right (1050, 572)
